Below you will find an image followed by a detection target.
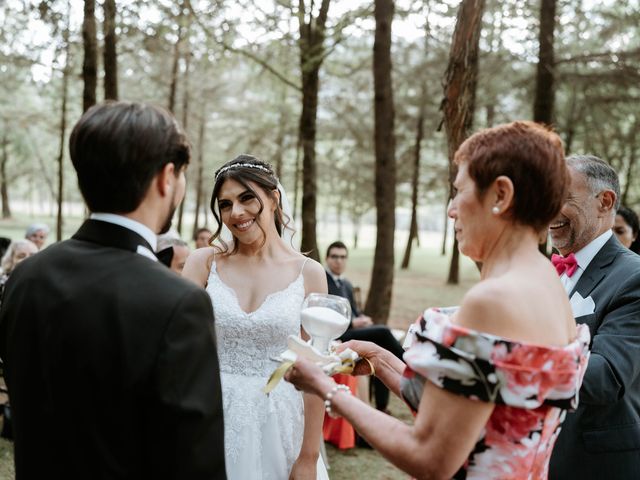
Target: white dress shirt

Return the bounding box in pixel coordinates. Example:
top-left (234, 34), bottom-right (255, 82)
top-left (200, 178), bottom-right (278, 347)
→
top-left (89, 213), bottom-right (158, 262)
top-left (560, 229), bottom-right (612, 294)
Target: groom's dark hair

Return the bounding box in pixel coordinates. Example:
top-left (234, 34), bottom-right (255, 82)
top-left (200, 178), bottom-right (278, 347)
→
top-left (69, 101), bottom-right (190, 213)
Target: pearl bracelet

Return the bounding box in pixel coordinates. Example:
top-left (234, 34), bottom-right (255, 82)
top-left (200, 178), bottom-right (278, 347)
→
top-left (324, 384), bottom-right (352, 418)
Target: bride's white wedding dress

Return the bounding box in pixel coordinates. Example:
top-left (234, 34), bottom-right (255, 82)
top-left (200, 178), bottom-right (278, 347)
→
top-left (206, 261), bottom-right (329, 479)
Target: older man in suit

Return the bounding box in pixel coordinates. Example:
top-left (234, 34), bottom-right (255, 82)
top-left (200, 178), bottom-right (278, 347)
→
top-left (0, 102), bottom-right (226, 479)
top-left (549, 155), bottom-right (640, 479)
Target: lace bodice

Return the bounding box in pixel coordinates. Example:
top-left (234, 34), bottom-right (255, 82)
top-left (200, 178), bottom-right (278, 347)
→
top-left (205, 261), bottom-right (311, 477)
top-left (207, 262), bottom-right (305, 377)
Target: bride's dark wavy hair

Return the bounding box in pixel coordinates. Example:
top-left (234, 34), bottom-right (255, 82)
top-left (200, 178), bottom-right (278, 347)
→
top-left (210, 154), bottom-right (294, 255)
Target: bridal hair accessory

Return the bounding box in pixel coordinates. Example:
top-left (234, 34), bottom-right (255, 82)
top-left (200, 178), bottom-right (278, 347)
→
top-left (324, 384), bottom-right (352, 418)
top-left (215, 162), bottom-right (273, 180)
top-left (492, 206), bottom-right (500, 214)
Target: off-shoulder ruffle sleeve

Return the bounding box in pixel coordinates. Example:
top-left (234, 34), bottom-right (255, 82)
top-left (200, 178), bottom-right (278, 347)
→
top-left (400, 308), bottom-right (591, 412)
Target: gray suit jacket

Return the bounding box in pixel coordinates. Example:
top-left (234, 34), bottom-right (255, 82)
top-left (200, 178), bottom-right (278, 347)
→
top-left (550, 235), bottom-right (640, 479)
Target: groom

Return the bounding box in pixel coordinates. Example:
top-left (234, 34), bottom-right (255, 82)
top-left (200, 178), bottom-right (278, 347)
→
top-left (0, 102), bottom-right (226, 479)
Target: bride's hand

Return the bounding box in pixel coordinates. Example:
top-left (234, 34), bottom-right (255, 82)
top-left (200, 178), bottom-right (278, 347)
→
top-left (289, 456), bottom-right (317, 480)
top-left (336, 340), bottom-right (381, 376)
top-left (284, 357), bottom-right (333, 397)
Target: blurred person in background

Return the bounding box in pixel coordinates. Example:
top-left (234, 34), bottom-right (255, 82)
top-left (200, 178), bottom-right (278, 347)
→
top-left (614, 205), bottom-right (640, 253)
top-left (0, 239), bottom-right (38, 298)
top-left (194, 227), bottom-right (212, 249)
top-left (24, 223), bottom-right (49, 250)
top-left (157, 234), bottom-right (190, 274)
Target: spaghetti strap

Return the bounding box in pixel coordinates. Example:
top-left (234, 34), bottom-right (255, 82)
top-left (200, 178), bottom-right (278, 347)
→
top-left (298, 256), bottom-right (310, 276)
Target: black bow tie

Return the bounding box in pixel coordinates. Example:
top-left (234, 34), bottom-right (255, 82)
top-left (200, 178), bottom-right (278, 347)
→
top-left (156, 246), bottom-right (174, 268)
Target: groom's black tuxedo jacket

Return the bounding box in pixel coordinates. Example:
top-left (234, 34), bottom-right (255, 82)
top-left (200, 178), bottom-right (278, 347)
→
top-left (550, 235), bottom-right (640, 479)
top-left (0, 220), bottom-right (226, 480)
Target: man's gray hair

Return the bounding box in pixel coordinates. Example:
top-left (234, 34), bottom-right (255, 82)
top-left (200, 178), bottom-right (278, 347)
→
top-left (567, 154), bottom-right (620, 210)
top-left (157, 234), bottom-right (188, 251)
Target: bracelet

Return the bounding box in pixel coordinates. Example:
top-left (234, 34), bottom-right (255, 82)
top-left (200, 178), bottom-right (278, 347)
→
top-left (324, 384), bottom-right (351, 418)
top-left (362, 357), bottom-right (376, 377)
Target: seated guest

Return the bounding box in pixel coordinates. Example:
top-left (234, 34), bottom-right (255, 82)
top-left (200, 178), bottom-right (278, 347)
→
top-left (0, 238), bottom-right (11, 260)
top-left (0, 240), bottom-right (38, 298)
top-left (325, 241), bottom-right (403, 412)
top-left (157, 234), bottom-right (190, 274)
top-left (614, 205), bottom-right (639, 253)
top-left (24, 223), bottom-right (49, 250)
top-left (194, 227), bottom-right (212, 249)
top-left (286, 121), bottom-right (590, 479)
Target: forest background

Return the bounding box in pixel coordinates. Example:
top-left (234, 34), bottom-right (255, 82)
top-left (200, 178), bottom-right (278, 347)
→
top-left (1, 0), bottom-right (639, 327)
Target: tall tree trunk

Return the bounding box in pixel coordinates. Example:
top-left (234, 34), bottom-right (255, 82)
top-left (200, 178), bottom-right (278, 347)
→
top-left (533, 0), bottom-right (556, 256)
top-left (441, 192), bottom-right (448, 256)
top-left (440, 0), bottom-right (486, 284)
top-left (103, 0), bottom-right (118, 100)
top-left (364, 0), bottom-right (396, 325)
top-left (57, 2), bottom-right (72, 241)
top-left (533, 0), bottom-right (556, 125)
top-left (1, 130), bottom-right (11, 219)
top-left (192, 105), bottom-right (207, 239)
top-left (336, 198), bottom-right (343, 241)
top-left (401, 87), bottom-right (425, 269)
top-left (82, 0), bottom-right (97, 112)
top-left (298, 0), bottom-right (331, 261)
top-left (176, 47), bottom-right (191, 236)
top-left (274, 88), bottom-right (287, 178)
top-left (167, 4), bottom-right (185, 113)
top-left (292, 141), bottom-right (302, 222)
top-left (447, 238), bottom-right (460, 284)
top-left (622, 118), bottom-right (639, 205)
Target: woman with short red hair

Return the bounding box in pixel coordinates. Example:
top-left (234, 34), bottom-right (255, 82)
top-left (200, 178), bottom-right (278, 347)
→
top-left (286, 121), bottom-right (590, 479)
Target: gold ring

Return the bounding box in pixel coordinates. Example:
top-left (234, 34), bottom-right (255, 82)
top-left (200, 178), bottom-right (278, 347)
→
top-left (362, 357), bottom-right (375, 377)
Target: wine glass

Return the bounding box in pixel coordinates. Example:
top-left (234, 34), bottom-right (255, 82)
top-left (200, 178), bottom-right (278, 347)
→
top-left (300, 293), bottom-right (351, 354)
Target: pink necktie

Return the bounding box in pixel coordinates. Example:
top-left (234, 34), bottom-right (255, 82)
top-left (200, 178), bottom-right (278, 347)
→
top-left (551, 253), bottom-right (578, 277)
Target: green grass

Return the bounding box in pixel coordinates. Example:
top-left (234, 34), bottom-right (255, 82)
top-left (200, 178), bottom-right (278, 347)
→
top-left (0, 216), bottom-right (479, 479)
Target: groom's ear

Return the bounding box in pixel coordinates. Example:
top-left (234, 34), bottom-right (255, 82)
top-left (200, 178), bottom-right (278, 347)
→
top-left (156, 163), bottom-right (176, 197)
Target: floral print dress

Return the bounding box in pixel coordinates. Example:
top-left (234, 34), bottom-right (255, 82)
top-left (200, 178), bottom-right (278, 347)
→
top-left (400, 307), bottom-right (591, 480)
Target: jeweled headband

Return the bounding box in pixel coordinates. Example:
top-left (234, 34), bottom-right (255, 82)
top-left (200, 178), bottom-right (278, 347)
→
top-left (214, 162), bottom-right (274, 180)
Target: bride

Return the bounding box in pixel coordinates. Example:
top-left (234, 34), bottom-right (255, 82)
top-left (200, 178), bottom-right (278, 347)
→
top-left (183, 154), bottom-right (329, 479)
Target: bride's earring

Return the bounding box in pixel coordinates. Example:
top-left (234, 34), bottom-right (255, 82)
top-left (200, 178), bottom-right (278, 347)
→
top-left (492, 206), bottom-right (500, 215)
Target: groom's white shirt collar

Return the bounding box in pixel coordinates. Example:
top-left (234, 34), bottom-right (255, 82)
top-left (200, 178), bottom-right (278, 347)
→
top-left (89, 213), bottom-right (158, 261)
top-left (561, 229), bottom-right (612, 293)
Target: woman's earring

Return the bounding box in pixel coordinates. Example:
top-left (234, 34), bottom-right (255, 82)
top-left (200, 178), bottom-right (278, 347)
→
top-left (492, 206), bottom-right (500, 215)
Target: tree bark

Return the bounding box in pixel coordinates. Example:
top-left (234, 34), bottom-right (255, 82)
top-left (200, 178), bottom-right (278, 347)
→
top-left (57, 2), bottom-right (72, 241)
top-left (533, 0), bottom-right (556, 125)
top-left (364, 0), bottom-right (396, 325)
top-left (441, 192), bottom-right (448, 256)
top-left (533, 0), bottom-right (556, 256)
top-left (298, 0), bottom-right (331, 261)
top-left (401, 86), bottom-right (425, 269)
top-left (440, 0), bottom-right (486, 284)
top-left (176, 47), bottom-right (191, 236)
top-left (103, 0), bottom-right (118, 100)
top-left (192, 105), bottom-right (207, 239)
top-left (82, 0), bottom-right (97, 112)
top-left (1, 130), bottom-right (11, 219)
top-left (167, 4), bottom-right (185, 113)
